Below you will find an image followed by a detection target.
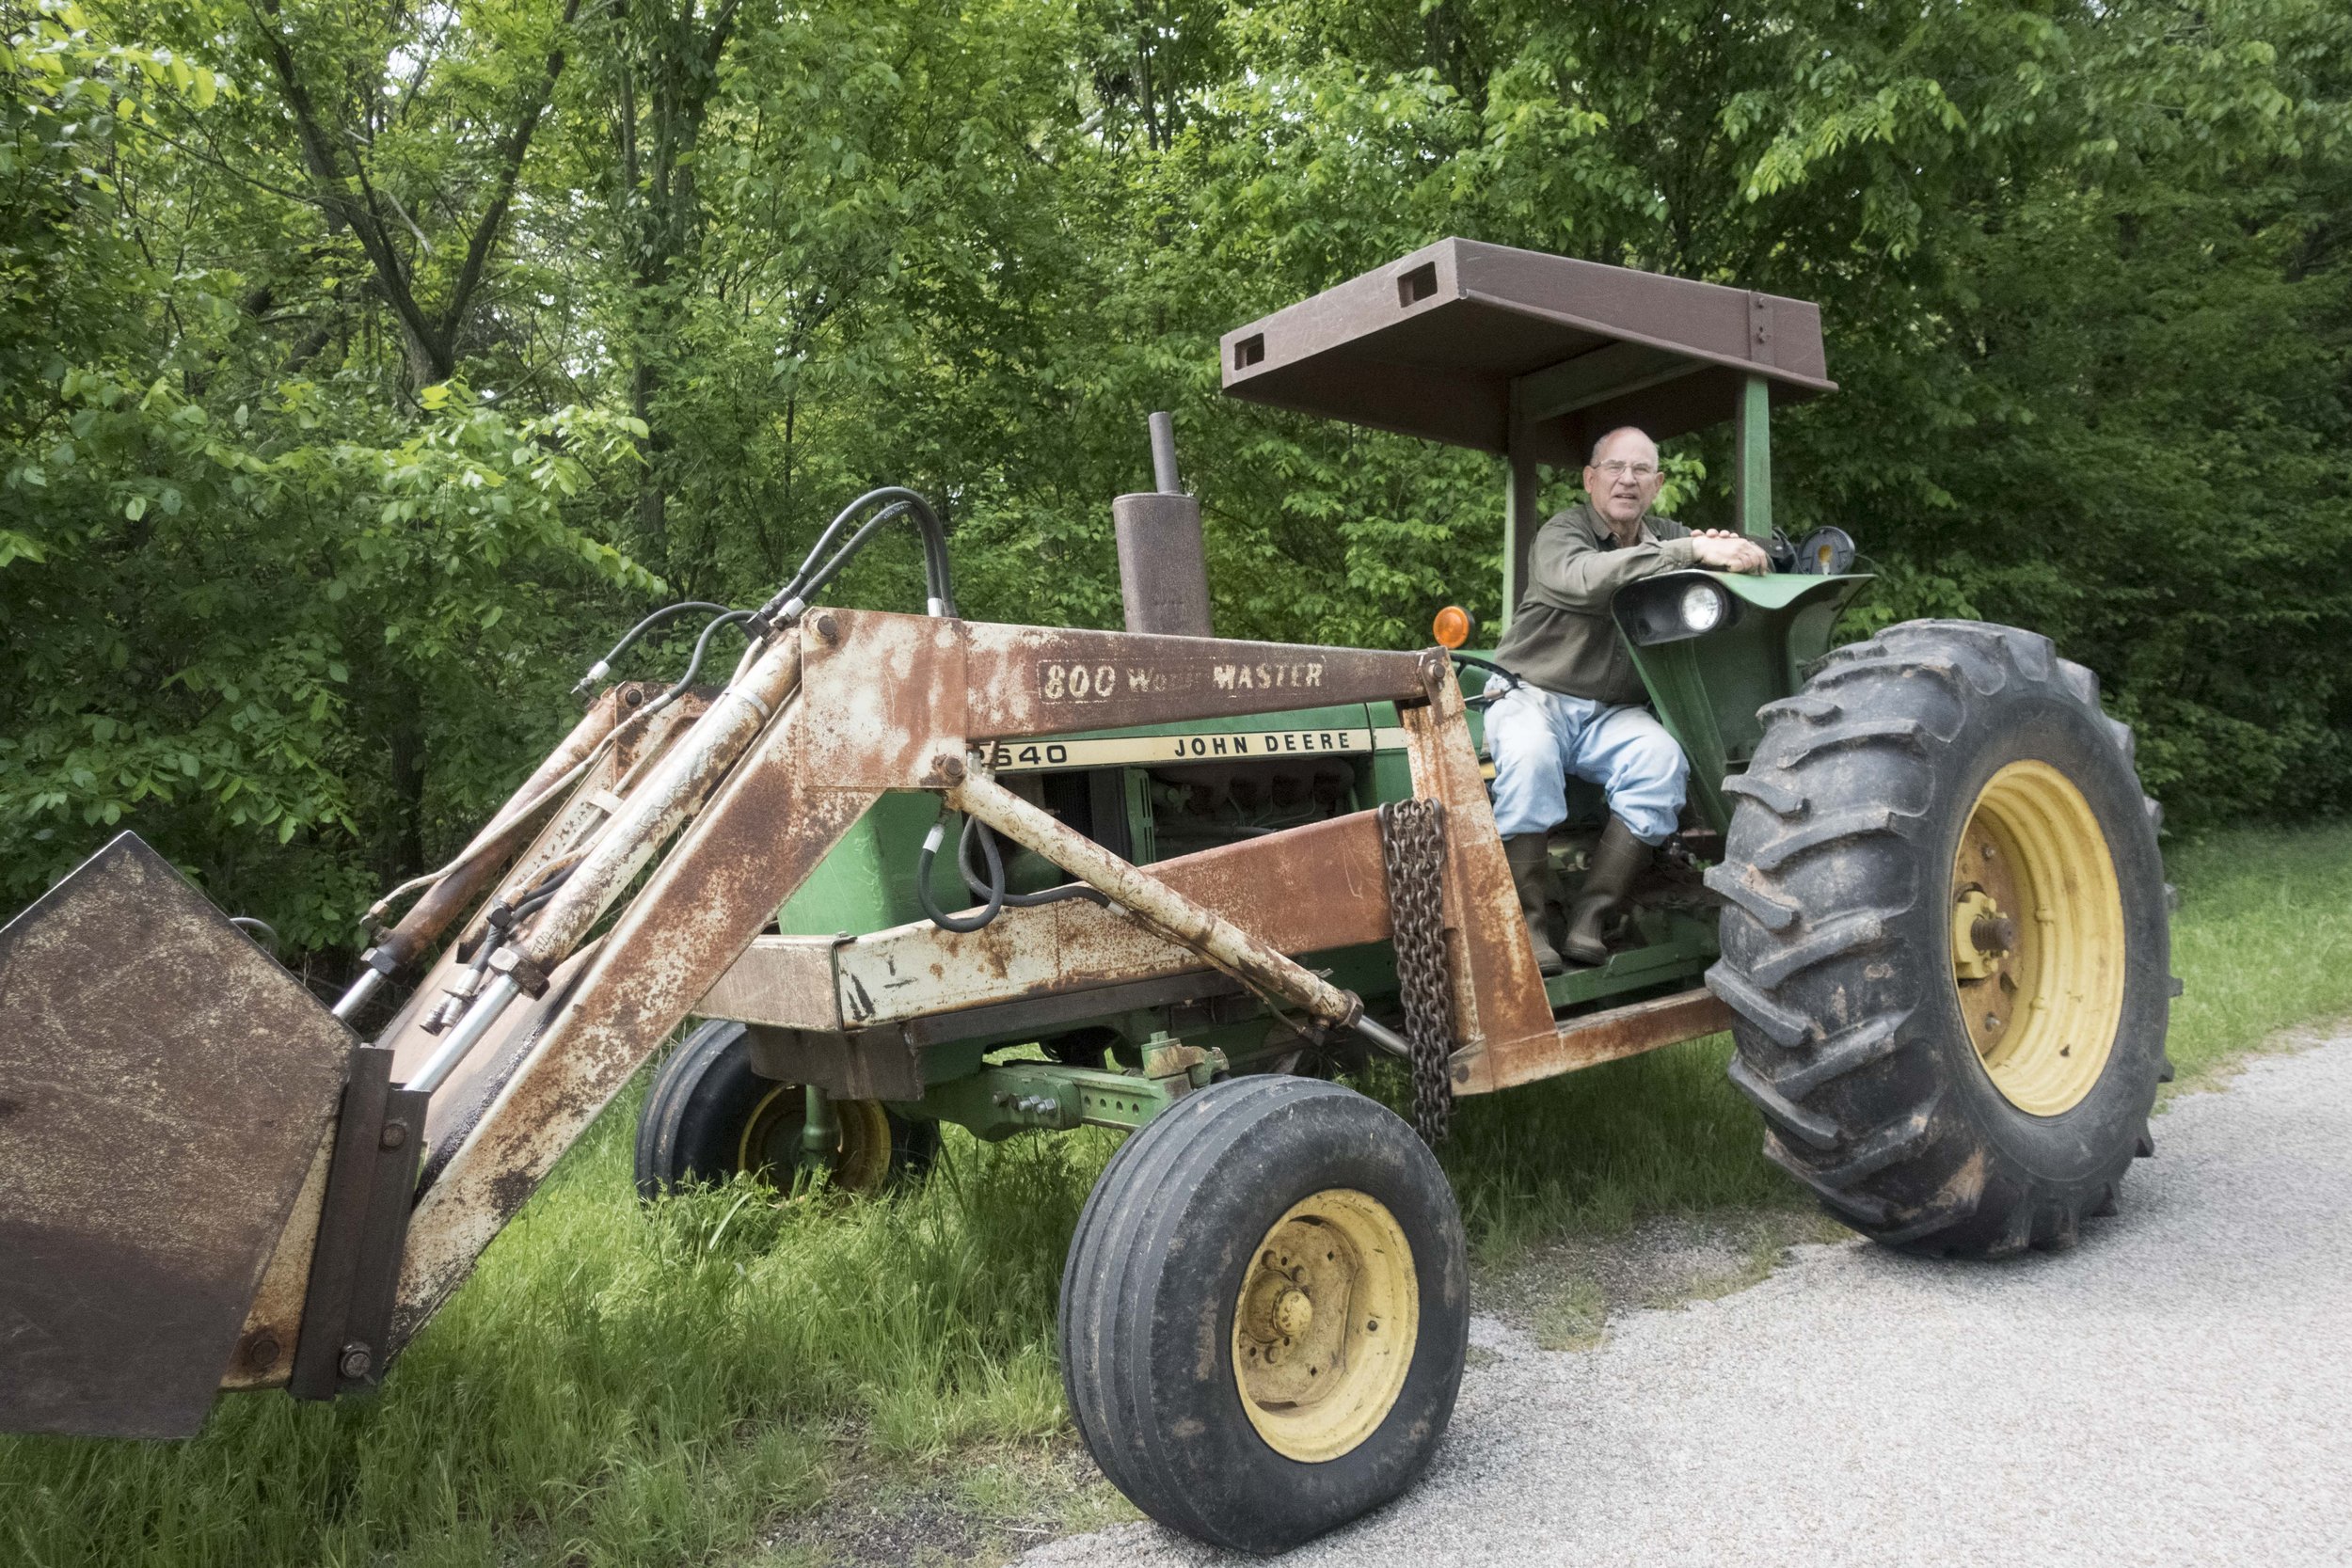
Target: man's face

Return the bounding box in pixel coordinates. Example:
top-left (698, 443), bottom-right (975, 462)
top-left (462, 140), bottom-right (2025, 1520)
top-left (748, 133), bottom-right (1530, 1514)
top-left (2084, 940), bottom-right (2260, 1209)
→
top-left (1582, 432), bottom-right (1663, 531)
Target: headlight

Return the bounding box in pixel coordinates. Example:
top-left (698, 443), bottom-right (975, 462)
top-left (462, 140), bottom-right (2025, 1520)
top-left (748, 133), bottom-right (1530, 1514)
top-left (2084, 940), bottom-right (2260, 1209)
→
top-left (1679, 582), bottom-right (1726, 634)
top-left (1611, 571), bottom-right (1742, 646)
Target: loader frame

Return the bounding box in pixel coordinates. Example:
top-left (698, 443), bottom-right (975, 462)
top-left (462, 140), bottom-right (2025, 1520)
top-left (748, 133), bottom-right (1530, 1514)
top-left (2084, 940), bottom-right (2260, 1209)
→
top-left (304, 610), bottom-right (1719, 1382)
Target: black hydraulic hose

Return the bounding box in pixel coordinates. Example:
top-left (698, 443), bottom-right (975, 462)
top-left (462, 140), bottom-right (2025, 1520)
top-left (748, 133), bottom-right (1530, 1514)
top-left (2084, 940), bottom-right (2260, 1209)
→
top-left (957, 816), bottom-right (1107, 909)
top-left (656, 609), bottom-right (755, 703)
top-left (753, 486), bottom-right (959, 635)
top-left (510, 862), bottom-right (574, 919)
top-left (917, 804), bottom-right (1004, 932)
top-left (795, 501), bottom-right (912, 605)
top-left (574, 600), bottom-right (734, 697)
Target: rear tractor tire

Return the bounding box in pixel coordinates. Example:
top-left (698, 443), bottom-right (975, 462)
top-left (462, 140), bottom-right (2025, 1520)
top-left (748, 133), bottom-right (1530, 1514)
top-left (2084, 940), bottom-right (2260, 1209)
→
top-left (1059, 1076), bottom-right (1468, 1554)
top-left (634, 1019), bottom-right (937, 1199)
top-left (1707, 620), bottom-right (2174, 1257)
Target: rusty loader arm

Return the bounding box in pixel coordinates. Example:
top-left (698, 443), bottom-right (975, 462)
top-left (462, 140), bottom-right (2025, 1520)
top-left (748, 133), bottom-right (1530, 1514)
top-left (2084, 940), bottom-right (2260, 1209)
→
top-left (3, 598), bottom-right (1715, 1438)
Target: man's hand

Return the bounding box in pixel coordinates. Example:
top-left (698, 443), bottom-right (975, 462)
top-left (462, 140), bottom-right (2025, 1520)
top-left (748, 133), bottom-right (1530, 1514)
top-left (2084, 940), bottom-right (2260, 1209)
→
top-left (1690, 529), bottom-right (1771, 575)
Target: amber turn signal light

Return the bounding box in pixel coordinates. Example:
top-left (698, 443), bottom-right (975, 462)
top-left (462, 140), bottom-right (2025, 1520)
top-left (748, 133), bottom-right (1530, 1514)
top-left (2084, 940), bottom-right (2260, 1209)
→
top-left (1432, 605), bottom-right (1474, 649)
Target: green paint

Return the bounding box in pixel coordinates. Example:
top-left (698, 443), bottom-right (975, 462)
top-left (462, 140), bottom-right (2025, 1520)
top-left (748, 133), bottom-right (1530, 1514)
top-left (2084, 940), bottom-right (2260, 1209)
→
top-left (909, 1058), bottom-right (1194, 1137)
top-left (1501, 451), bottom-right (1540, 635)
top-left (1623, 573), bottom-right (1869, 831)
top-left (1737, 373), bottom-right (1772, 540)
top-left (776, 790), bottom-right (966, 935)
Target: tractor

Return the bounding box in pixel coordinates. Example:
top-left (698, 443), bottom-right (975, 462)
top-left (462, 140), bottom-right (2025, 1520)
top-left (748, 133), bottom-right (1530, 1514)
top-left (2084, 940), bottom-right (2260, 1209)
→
top-left (0, 239), bottom-right (2172, 1555)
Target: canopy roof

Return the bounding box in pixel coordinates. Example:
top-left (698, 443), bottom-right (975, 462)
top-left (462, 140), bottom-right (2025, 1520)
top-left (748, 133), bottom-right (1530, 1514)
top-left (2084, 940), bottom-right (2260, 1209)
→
top-left (1218, 238), bottom-right (1834, 466)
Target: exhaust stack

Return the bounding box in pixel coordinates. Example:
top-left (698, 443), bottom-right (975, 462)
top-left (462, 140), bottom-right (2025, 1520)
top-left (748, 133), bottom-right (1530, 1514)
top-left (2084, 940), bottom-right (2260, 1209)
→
top-left (1113, 411), bottom-right (1213, 638)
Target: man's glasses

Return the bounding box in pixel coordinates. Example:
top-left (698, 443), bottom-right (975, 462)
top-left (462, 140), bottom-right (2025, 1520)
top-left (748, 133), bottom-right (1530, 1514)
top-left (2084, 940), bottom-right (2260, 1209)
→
top-left (1594, 460), bottom-right (1660, 480)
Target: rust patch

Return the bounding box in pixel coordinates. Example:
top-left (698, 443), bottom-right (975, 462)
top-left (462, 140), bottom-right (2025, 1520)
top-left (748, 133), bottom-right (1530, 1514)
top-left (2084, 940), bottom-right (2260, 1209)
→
top-left (219, 1129), bottom-right (334, 1391)
top-left (373, 690), bottom-right (621, 972)
top-left (707, 813), bottom-right (1392, 1033)
top-left (1399, 660), bottom-right (1556, 1063)
top-left (392, 685), bottom-right (877, 1348)
top-left (962, 618), bottom-right (1425, 736)
top-left (1456, 988), bottom-right (1734, 1096)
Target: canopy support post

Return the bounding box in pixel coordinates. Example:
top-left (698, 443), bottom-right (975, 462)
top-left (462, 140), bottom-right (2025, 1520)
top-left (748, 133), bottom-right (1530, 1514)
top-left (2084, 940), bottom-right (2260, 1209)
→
top-left (1502, 443), bottom-right (1540, 636)
top-left (1736, 373), bottom-right (1772, 541)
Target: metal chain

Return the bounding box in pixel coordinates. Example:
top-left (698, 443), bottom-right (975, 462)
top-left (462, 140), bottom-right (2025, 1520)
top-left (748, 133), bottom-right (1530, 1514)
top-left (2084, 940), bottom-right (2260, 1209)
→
top-left (1377, 799), bottom-right (1455, 1147)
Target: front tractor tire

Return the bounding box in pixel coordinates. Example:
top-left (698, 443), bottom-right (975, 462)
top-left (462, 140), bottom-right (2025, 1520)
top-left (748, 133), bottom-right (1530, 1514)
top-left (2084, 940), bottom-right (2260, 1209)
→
top-left (634, 1019), bottom-right (937, 1199)
top-left (1058, 1077), bottom-right (1468, 1555)
top-left (1707, 621), bottom-right (2174, 1257)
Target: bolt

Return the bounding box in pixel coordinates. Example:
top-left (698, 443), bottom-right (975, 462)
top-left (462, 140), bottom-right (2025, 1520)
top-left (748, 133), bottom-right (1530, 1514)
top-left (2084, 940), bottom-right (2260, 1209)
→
top-left (339, 1343), bottom-right (373, 1380)
top-left (245, 1334), bottom-right (280, 1370)
top-left (623, 686), bottom-right (645, 708)
top-left (933, 754), bottom-right (966, 784)
top-left (378, 1119), bottom-right (409, 1150)
top-left (1980, 843), bottom-right (1994, 861)
top-left (1970, 914), bottom-right (2017, 956)
top-left (813, 612), bottom-right (839, 644)
top-left (1984, 1013), bottom-right (2002, 1033)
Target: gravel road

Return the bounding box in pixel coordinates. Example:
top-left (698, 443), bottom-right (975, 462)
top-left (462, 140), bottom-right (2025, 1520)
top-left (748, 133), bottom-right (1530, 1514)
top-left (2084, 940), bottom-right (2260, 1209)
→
top-left (1026, 1036), bottom-right (2352, 1568)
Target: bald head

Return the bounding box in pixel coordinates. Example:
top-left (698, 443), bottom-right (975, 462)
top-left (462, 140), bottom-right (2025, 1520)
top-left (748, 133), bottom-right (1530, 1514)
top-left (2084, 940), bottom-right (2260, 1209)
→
top-left (1583, 426), bottom-right (1662, 537)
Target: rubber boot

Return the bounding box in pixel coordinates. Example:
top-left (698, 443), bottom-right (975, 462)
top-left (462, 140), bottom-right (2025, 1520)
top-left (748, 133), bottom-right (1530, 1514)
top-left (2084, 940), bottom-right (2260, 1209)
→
top-left (1564, 815), bottom-right (1648, 967)
top-left (1504, 834), bottom-right (1565, 975)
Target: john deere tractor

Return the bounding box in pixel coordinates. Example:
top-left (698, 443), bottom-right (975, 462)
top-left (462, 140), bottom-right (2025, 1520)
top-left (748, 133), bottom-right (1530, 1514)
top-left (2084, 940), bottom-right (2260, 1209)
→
top-left (0, 239), bottom-right (2171, 1555)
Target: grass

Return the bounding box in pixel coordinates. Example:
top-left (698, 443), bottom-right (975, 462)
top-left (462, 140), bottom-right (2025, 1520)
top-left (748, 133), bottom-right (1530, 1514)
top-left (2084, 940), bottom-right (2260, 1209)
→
top-left (2152, 820), bottom-right (2352, 1090)
top-left (5, 819), bottom-right (2347, 1567)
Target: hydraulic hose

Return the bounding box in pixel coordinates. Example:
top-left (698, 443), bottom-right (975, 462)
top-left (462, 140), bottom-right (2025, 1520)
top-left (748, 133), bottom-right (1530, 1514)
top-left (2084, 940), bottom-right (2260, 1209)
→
top-left (916, 804), bottom-right (1004, 933)
top-left (956, 816), bottom-right (1107, 910)
top-left (573, 600), bottom-right (734, 698)
top-left (660, 609), bottom-right (755, 702)
top-left (754, 486), bottom-right (958, 635)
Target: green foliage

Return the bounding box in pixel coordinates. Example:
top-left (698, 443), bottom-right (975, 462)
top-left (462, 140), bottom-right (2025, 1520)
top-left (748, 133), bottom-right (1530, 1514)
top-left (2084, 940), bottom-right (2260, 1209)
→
top-left (3, 0), bottom-right (2349, 967)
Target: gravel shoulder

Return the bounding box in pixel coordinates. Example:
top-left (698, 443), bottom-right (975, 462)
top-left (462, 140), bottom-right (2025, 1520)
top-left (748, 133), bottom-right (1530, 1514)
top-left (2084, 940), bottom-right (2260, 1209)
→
top-left (1025, 1033), bottom-right (2352, 1568)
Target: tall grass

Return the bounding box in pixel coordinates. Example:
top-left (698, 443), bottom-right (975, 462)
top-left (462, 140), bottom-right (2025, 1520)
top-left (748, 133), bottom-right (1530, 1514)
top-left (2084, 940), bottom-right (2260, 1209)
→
top-left (5, 819), bottom-right (2344, 1566)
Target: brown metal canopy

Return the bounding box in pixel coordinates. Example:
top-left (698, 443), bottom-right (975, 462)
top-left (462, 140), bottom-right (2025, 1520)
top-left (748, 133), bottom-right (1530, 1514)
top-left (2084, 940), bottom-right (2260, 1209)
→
top-left (1218, 238), bottom-right (1834, 466)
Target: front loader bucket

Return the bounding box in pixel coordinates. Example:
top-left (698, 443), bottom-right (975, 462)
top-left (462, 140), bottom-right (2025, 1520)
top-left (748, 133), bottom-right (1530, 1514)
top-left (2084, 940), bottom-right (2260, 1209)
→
top-left (0, 833), bottom-right (351, 1438)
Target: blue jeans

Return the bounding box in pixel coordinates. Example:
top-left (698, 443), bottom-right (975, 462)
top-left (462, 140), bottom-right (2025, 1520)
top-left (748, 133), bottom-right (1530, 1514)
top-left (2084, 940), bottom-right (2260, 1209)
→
top-left (1484, 680), bottom-right (1689, 846)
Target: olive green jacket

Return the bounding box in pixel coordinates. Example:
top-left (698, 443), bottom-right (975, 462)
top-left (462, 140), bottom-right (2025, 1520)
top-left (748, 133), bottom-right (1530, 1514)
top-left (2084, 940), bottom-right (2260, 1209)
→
top-left (1492, 501), bottom-right (1696, 705)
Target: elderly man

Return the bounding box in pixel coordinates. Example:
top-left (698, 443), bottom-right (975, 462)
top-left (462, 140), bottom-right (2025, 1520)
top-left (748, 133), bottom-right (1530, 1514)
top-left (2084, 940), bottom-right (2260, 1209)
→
top-left (1488, 426), bottom-right (1768, 971)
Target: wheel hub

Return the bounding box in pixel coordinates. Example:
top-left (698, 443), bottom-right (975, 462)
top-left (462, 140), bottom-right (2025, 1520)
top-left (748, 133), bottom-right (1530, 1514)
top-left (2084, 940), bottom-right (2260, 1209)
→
top-left (739, 1085), bottom-right (895, 1194)
top-left (1947, 761), bottom-right (2127, 1117)
top-left (1232, 1189), bottom-right (1417, 1464)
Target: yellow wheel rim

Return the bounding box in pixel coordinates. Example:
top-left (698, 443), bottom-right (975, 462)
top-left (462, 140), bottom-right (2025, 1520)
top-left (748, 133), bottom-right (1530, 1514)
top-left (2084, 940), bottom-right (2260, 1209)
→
top-left (1948, 761), bottom-right (2127, 1117)
top-left (1231, 1188), bottom-right (1418, 1464)
top-left (738, 1085), bottom-right (895, 1195)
